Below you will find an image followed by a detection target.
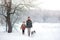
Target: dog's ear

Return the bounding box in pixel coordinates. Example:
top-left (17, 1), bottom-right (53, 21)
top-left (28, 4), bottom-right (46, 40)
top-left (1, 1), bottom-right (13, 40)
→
top-left (34, 31), bottom-right (35, 32)
top-left (34, 31), bottom-right (36, 32)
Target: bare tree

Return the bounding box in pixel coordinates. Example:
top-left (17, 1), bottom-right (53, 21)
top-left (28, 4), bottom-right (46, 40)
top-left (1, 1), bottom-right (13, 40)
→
top-left (0, 0), bottom-right (34, 33)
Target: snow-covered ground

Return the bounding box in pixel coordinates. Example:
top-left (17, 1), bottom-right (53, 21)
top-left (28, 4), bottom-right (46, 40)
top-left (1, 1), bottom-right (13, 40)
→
top-left (0, 23), bottom-right (60, 40)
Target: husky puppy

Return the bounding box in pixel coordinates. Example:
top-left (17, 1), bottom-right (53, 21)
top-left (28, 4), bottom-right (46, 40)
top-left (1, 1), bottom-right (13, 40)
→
top-left (31, 30), bottom-right (36, 35)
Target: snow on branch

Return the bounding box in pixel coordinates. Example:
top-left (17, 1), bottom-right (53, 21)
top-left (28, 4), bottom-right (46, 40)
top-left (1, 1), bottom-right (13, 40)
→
top-left (0, 13), bottom-right (6, 18)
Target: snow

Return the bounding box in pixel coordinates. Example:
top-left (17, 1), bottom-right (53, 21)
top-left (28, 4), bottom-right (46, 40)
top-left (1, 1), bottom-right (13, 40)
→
top-left (0, 23), bottom-right (60, 40)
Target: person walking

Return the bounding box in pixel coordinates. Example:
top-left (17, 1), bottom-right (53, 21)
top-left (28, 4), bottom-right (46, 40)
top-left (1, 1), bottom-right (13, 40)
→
top-left (26, 17), bottom-right (32, 36)
top-left (20, 21), bottom-right (26, 35)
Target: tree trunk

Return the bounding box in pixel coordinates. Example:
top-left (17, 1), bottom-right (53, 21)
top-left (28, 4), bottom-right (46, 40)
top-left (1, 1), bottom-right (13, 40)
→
top-left (5, 0), bottom-right (12, 33)
top-left (6, 14), bottom-right (12, 33)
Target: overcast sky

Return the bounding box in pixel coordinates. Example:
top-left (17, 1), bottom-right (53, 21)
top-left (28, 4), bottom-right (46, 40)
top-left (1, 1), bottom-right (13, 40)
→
top-left (12, 0), bottom-right (60, 10)
top-left (38, 0), bottom-right (60, 10)
top-left (0, 0), bottom-right (60, 10)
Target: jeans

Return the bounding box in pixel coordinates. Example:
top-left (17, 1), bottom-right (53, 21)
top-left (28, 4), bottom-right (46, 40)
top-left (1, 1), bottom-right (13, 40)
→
top-left (27, 28), bottom-right (31, 36)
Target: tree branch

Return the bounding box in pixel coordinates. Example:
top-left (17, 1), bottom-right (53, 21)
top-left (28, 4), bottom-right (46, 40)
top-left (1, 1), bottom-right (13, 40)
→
top-left (0, 14), bottom-right (6, 18)
top-left (0, 4), bottom-right (7, 18)
top-left (10, 3), bottom-right (32, 14)
top-left (10, 4), bottom-right (23, 14)
top-left (12, 16), bottom-right (18, 26)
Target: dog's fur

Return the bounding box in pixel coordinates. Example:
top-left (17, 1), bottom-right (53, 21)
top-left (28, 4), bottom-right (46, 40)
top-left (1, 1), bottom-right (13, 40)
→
top-left (31, 30), bottom-right (36, 35)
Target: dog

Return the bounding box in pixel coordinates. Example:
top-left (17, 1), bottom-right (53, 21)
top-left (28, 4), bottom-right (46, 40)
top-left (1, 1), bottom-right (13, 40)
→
top-left (31, 30), bottom-right (36, 35)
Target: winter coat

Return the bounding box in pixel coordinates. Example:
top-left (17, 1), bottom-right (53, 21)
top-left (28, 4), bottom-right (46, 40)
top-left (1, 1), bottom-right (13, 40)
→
top-left (26, 20), bottom-right (32, 28)
top-left (21, 24), bottom-right (26, 30)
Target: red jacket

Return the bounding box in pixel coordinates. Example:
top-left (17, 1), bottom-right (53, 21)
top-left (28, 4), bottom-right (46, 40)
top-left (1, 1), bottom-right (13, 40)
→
top-left (21, 24), bottom-right (26, 30)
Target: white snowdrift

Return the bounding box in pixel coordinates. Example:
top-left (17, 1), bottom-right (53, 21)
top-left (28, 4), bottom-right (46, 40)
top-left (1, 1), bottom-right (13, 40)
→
top-left (0, 23), bottom-right (60, 40)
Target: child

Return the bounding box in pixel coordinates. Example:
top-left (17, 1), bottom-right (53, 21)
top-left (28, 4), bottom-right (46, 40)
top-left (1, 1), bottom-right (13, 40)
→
top-left (20, 21), bottom-right (26, 35)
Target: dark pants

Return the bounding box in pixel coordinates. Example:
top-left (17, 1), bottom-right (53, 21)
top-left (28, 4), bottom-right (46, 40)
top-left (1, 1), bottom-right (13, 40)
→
top-left (22, 30), bottom-right (25, 34)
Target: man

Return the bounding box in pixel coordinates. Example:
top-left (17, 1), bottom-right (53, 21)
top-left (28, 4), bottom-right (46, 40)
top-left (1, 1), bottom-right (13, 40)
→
top-left (26, 17), bottom-right (32, 36)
